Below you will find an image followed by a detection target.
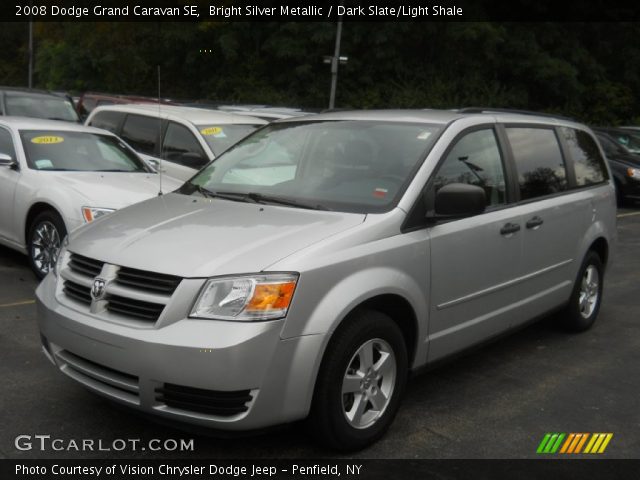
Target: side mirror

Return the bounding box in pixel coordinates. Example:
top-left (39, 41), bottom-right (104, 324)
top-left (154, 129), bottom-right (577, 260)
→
top-left (433, 183), bottom-right (486, 218)
top-left (0, 153), bottom-right (17, 168)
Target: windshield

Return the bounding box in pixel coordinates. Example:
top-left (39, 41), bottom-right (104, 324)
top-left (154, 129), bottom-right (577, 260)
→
top-left (20, 130), bottom-right (149, 172)
top-left (182, 120), bottom-right (443, 213)
top-left (6, 93), bottom-right (80, 122)
top-left (197, 124), bottom-right (262, 156)
top-left (611, 131), bottom-right (640, 154)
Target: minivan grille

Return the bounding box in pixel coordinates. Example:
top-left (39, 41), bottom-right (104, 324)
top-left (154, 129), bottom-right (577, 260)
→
top-left (61, 254), bottom-right (182, 325)
top-left (63, 280), bottom-right (92, 305)
top-left (155, 384), bottom-right (253, 417)
top-left (68, 253), bottom-right (104, 278)
top-left (116, 267), bottom-right (181, 295)
top-left (106, 294), bottom-right (166, 322)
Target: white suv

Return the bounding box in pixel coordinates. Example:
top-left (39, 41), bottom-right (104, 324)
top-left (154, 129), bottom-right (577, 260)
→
top-left (85, 105), bottom-right (268, 181)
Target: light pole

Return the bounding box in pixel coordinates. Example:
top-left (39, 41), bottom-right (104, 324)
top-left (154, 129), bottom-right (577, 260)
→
top-left (324, 7), bottom-right (347, 110)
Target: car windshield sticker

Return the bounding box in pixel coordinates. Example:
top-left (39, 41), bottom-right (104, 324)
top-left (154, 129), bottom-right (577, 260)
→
top-left (34, 159), bottom-right (54, 169)
top-left (373, 188), bottom-right (388, 198)
top-left (200, 127), bottom-right (226, 138)
top-left (417, 131), bottom-right (432, 140)
top-left (31, 136), bottom-right (64, 144)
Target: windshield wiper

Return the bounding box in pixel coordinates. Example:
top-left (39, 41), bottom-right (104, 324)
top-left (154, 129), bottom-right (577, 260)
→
top-left (214, 191), bottom-right (331, 211)
top-left (192, 184), bottom-right (217, 198)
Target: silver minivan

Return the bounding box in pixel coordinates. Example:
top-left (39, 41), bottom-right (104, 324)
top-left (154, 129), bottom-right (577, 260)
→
top-left (36, 109), bottom-right (616, 450)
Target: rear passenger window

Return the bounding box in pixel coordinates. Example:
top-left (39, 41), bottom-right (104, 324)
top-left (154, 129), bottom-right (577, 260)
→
top-left (506, 128), bottom-right (567, 200)
top-left (433, 129), bottom-right (507, 206)
top-left (120, 114), bottom-right (160, 156)
top-left (561, 128), bottom-right (607, 186)
top-left (88, 111), bottom-right (124, 134)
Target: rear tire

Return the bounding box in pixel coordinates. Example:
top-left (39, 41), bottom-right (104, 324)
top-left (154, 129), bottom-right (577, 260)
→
top-left (560, 251), bottom-right (603, 332)
top-left (307, 310), bottom-right (408, 451)
top-left (28, 210), bottom-right (67, 279)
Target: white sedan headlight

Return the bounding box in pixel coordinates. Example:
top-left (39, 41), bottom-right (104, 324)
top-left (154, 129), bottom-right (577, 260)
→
top-left (190, 274), bottom-right (298, 321)
top-left (81, 207), bottom-right (116, 223)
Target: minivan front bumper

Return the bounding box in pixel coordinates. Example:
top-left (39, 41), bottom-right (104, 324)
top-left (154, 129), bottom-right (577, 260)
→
top-left (36, 274), bottom-right (324, 431)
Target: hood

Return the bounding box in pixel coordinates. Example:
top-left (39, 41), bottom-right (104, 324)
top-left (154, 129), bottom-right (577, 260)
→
top-left (608, 152), bottom-right (640, 168)
top-left (69, 193), bottom-right (366, 277)
top-left (47, 171), bottom-right (182, 208)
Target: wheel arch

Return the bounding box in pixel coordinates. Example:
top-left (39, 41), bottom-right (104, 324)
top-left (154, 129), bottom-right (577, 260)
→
top-left (588, 236), bottom-right (609, 269)
top-left (24, 202), bottom-right (65, 245)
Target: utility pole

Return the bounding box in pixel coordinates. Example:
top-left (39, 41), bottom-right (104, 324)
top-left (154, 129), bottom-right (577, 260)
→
top-left (328, 17), bottom-right (343, 109)
top-left (324, 3), bottom-right (348, 110)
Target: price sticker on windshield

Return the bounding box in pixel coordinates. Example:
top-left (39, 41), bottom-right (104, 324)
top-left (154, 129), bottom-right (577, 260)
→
top-left (31, 136), bottom-right (65, 144)
top-left (200, 127), bottom-right (223, 136)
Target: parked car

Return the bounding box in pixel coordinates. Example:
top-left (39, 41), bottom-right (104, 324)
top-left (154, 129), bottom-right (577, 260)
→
top-left (215, 105), bottom-right (315, 121)
top-left (0, 87), bottom-right (80, 123)
top-left (37, 109), bottom-right (615, 451)
top-left (0, 117), bottom-right (181, 277)
top-left (85, 104), bottom-right (268, 181)
top-left (593, 126), bottom-right (640, 155)
top-left (594, 130), bottom-right (640, 205)
top-left (76, 92), bottom-right (177, 120)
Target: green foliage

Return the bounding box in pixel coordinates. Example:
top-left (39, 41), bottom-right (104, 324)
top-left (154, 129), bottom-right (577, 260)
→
top-left (3, 21), bottom-right (640, 124)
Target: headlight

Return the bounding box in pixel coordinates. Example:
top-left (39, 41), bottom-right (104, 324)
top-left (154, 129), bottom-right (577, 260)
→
top-left (190, 274), bottom-right (298, 321)
top-left (627, 168), bottom-right (640, 180)
top-left (54, 237), bottom-right (68, 278)
top-left (82, 207), bottom-right (116, 223)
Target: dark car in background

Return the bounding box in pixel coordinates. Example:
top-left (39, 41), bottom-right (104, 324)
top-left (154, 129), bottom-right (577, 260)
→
top-left (595, 127), bottom-right (640, 155)
top-left (594, 129), bottom-right (640, 205)
top-left (0, 87), bottom-right (80, 123)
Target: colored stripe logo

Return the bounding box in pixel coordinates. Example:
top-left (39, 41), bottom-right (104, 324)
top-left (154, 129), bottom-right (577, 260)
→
top-left (537, 433), bottom-right (613, 454)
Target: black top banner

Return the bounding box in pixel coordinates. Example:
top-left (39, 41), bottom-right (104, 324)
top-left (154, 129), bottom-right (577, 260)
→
top-left (2, 0), bottom-right (640, 22)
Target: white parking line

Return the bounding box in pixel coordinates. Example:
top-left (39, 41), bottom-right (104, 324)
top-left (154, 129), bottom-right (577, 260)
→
top-left (0, 299), bottom-right (35, 308)
top-left (617, 211), bottom-right (640, 218)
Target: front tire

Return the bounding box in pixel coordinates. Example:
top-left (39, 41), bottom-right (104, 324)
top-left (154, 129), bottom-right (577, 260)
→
top-left (308, 310), bottom-right (408, 451)
top-left (28, 210), bottom-right (67, 279)
top-left (560, 251), bottom-right (604, 332)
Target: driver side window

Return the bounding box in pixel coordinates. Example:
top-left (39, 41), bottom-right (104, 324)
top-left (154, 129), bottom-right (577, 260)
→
top-left (434, 128), bottom-right (507, 207)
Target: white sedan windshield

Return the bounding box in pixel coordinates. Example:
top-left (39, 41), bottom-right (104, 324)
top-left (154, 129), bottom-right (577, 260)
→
top-left (20, 130), bottom-right (149, 172)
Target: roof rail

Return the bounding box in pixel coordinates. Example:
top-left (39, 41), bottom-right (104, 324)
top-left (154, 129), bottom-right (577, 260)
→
top-left (458, 107), bottom-right (575, 122)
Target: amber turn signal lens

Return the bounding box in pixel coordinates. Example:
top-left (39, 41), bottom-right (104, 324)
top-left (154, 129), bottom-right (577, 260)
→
top-left (247, 282), bottom-right (296, 311)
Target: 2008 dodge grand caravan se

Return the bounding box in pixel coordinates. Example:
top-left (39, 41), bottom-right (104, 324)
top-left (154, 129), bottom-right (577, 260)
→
top-left (36, 109), bottom-right (616, 450)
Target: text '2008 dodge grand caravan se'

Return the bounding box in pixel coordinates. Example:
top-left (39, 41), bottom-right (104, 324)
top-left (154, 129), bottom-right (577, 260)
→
top-left (36, 109), bottom-right (616, 450)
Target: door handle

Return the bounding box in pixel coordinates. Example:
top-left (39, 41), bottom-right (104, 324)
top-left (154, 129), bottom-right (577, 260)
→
top-left (500, 222), bottom-right (521, 236)
top-left (526, 216), bottom-right (544, 229)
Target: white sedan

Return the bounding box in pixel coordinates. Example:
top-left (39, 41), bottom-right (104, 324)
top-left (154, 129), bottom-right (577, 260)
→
top-left (0, 117), bottom-right (182, 277)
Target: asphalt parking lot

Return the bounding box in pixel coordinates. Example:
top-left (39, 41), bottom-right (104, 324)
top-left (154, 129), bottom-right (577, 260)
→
top-left (1, 208), bottom-right (640, 460)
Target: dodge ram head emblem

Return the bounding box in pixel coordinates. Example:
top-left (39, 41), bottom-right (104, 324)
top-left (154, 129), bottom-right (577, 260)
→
top-left (91, 278), bottom-right (106, 300)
